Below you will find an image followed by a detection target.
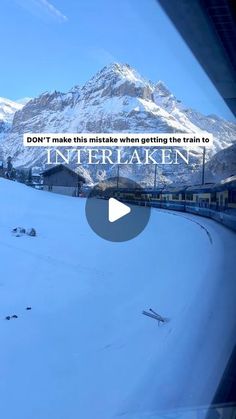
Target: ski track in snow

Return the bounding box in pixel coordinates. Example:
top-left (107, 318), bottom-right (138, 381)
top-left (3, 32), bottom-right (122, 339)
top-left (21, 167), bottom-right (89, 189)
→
top-left (155, 209), bottom-right (213, 244)
top-left (0, 237), bottom-right (107, 279)
top-left (0, 179), bottom-right (236, 419)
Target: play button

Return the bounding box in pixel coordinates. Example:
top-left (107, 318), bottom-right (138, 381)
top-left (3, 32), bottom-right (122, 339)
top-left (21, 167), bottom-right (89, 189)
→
top-left (108, 198), bottom-right (131, 223)
top-left (85, 177), bottom-right (151, 242)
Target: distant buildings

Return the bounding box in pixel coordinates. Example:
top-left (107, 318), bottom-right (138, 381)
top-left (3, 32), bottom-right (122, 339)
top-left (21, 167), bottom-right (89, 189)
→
top-left (42, 164), bottom-right (85, 196)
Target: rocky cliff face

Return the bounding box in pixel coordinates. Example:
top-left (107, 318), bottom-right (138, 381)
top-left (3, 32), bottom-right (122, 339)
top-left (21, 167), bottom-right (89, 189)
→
top-left (0, 63), bottom-right (235, 184)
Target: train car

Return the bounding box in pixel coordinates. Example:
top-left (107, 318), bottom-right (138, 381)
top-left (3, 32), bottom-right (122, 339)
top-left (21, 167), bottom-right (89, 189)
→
top-left (185, 183), bottom-right (215, 217)
top-left (139, 188), bottom-right (164, 208)
top-left (160, 186), bottom-right (187, 211)
top-left (214, 175), bottom-right (236, 210)
top-left (211, 176), bottom-right (236, 231)
top-left (117, 187), bottom-right (164, 206)
top-left (99, 175), bottom-right (236, 232)
top-left (115, 188), bottom-right (145, 205)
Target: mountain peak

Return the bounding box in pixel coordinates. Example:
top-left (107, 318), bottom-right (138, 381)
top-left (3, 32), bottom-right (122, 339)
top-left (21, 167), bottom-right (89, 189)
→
top-left (101, 62), bottom-right (135, 75)
top-left (102, 62), bottom-right (130, 72)
top-left (97, 62), bottom-right (150, 85)
top-left (0, 97), bottom-right (23, 126)
top-left (84, 62), bottom-right (152, 88)
top-left (81, 62), bottom-right (153, 101)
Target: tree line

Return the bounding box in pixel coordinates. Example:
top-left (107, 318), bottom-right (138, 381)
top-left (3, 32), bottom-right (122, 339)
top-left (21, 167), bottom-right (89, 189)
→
top-left (0, 156), bottom-right (33, 185)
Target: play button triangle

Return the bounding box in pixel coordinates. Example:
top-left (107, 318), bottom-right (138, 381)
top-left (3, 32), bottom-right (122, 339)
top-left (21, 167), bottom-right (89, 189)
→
top-left (108, 198), bottom-right (131, 223)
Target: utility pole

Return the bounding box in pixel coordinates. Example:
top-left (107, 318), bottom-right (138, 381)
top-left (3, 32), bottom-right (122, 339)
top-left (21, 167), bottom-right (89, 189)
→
top-left (202, 147), bottom-right (206, 185)
top-left (116, 165), bottom-right (120, 190)
top-left (154, 164), bottom-right (157, 189)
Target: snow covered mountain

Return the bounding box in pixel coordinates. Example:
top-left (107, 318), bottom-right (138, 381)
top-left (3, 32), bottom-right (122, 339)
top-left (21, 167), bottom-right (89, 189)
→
top-left (0, 97), bottom-right (23, 135)
top-left (0, 63), bottom-right (235, 183)
top-left (190, 142), bottom-right (236, 184)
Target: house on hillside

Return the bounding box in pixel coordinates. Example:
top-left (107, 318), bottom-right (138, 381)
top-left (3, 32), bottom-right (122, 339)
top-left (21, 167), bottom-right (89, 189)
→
top-left (42, 165), bottom-right (85, 196)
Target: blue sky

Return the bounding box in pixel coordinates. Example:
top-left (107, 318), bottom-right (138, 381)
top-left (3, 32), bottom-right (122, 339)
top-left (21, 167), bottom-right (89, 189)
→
top-left (0, 0), bottom-right (234, 120)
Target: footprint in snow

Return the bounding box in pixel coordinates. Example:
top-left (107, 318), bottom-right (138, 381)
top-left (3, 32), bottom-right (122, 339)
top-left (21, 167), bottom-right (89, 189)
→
top-left (5, 315), bottom-right (18, 320)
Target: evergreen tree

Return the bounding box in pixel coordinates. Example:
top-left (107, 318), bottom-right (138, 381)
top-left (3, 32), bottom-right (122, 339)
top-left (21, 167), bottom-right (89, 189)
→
top-left (6, 156), bottom-right (13, 179)
top-left (27, 168), bottom-right (33, 185)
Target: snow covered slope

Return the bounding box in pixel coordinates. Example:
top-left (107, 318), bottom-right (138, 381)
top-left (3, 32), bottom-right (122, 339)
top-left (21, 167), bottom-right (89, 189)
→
top-left (16, 97), bottom-right (32, 106)
top-left (205, 143), bottom-right (236, 182)
top-left (0, 179), bottom-right (236, 419)
top-left (0, 97), bottom-right (23, 136)
top-left (0, 63), bottom-right (235, 183)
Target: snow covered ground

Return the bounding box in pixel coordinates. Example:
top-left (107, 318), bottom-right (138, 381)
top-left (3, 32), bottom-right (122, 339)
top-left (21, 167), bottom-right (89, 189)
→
top-left (0, 178), bottom-right (236, 419)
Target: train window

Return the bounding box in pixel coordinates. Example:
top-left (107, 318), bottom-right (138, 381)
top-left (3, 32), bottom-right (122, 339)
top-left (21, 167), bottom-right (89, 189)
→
top-left (229, 191), bottom-right (236, 203)
top-left (186, 194), bottom-right (193, 201)
top-left (211, 193), bottom-right (216, 202)
top-left (172, 194), bottom-right (179, 200)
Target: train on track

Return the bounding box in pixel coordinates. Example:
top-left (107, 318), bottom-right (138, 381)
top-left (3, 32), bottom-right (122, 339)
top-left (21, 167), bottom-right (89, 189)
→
top-left (114, 175), bottom-right (236, 232)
